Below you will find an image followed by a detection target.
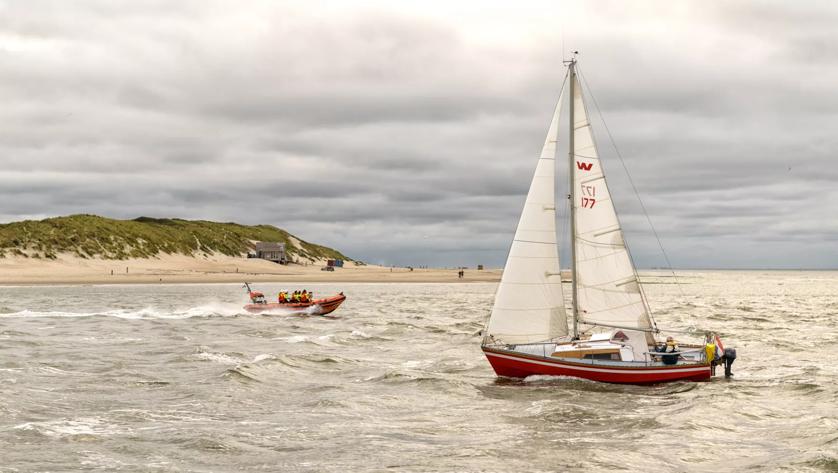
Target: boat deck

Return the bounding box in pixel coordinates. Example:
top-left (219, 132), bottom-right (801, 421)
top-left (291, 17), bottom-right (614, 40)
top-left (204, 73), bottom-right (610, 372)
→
top-left (487, 340), bottom-right (707, 368)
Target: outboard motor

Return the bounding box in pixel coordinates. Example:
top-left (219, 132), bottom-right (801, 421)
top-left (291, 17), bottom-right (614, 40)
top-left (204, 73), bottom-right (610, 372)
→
top-left (723, 347), bottom-right (737, 377)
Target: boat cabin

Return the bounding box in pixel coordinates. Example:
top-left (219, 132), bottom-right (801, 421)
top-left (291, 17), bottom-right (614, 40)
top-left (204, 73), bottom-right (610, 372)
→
top-left (545, 330), bottom-right (706, 365)
top-left (551, 330), bottom-right (647, 362)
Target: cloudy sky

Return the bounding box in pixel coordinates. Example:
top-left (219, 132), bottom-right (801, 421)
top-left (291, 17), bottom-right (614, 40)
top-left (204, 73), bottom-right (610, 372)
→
top-left (1, 0), bottom-right (836, 268)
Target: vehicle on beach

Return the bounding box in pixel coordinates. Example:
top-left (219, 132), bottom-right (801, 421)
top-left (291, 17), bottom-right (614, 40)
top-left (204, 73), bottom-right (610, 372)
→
top-left (481, 56), bottom-right (736, 384)
top-left (242, 282), bottom-right (346, 315)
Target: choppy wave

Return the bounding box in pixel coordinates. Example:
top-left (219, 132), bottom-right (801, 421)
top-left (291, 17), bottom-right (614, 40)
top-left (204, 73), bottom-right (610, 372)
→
top-left (13, 418), bottom-right (125, 439)
top-left (0, 276), bottom-right (836, 472)
top-left (190, 346), bottom-right (279, 366)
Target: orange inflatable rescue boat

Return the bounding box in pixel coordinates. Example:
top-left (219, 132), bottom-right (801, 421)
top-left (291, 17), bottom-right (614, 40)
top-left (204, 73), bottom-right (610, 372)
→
top-left (242, 283), bottom-right (346, 315)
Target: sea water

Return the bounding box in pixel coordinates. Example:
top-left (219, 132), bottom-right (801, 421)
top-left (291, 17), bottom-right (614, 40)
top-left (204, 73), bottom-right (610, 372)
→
top-left (0, 272), bottom-right (836, 472)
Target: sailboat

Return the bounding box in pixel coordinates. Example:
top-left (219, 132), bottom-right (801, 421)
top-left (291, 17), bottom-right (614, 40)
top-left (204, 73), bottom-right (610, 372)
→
top-left (481, 57), bottom-right (732, 384)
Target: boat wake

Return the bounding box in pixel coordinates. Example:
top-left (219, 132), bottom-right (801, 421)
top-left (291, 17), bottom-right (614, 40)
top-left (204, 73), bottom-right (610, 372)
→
top-left (0, 302), bottom-right (248, 320)
top-left (255, 304), bottom-right (326, 317)
top-left (523, 374), bottom-right (593, 384)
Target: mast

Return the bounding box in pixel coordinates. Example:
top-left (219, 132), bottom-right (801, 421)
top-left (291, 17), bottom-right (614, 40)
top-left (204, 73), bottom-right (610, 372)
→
top-left (567, 57), bottom-right (578, 340)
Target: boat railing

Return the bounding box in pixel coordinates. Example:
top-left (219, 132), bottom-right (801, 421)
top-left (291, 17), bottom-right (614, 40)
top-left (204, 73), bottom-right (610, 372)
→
top-left (487, 342), bottom-right (708, 368)
top-left (484, 342), bottom-right (558, 358)
top-left (645, 348), bottom-right (704, 356)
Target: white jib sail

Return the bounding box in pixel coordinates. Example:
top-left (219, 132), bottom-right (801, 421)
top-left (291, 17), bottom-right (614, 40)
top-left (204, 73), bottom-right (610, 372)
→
top-left (570, 74), bottom-right (654, 340)
top-left (485, 82), bottom-right (568, 345)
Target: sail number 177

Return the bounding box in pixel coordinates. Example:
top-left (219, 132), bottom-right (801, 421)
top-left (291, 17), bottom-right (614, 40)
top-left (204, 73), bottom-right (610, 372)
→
top-left (580, 185), bottom-right (596, 208)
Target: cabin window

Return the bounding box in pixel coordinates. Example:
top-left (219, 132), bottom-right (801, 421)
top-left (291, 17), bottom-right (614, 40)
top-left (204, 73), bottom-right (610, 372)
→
top-left (584, 353), bottom-right (620, 360)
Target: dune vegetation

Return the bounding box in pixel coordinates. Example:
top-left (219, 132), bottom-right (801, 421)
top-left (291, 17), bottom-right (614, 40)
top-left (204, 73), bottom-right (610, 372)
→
top-left (0, 214), bottom-right (349, 262)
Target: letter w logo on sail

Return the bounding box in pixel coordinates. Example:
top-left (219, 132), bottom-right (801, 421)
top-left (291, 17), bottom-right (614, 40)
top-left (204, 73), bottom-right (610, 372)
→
top-left (576, 161), bottom-right (593, 171)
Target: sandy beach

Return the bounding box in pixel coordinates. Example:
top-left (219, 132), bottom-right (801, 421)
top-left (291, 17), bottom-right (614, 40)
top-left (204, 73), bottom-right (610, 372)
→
top-left (0, 253), bottom-right (501, 285)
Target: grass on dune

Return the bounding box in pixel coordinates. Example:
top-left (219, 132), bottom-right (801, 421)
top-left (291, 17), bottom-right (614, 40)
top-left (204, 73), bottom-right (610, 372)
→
top-left (0, 214), bottom-right (350, 262)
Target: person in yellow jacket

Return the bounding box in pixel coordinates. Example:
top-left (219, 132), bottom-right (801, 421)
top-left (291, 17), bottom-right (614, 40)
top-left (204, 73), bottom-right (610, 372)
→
top-left (661, 336), bottom-right (679, 365)
top-left (705, 341), bottom-right (716, 365)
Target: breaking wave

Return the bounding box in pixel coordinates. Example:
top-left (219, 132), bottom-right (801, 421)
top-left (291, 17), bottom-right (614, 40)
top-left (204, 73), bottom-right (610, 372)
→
top-left (1, 302), bottom-right (263, 319)
top-left (14, 417), bottom-right (126, 439)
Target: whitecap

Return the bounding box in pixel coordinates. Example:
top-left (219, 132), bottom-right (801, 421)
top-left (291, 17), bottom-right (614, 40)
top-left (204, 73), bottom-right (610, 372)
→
top-left (14, 417), bottom-right (124, 438)
top-left (252, 353), bottom-right (276, 363)
top-left (275, 335), bottom-right (309, 344)
top-left (191, 350), bottom-right (243, 365)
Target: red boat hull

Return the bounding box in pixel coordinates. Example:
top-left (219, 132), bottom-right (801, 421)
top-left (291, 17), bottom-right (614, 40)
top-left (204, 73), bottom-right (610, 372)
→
top-left (244, 293), bottom-right (346, 315)
top-left (483, 347), bottom-right (710, 384)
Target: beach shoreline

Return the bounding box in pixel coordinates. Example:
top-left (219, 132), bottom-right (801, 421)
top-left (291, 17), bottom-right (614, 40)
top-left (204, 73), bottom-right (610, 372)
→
top-left (0, 253), bottom-right (502, 286)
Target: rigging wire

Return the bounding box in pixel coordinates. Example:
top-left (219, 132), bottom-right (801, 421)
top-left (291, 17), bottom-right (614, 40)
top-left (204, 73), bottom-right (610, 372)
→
top-left (576, 65), bottom-right (686, 303)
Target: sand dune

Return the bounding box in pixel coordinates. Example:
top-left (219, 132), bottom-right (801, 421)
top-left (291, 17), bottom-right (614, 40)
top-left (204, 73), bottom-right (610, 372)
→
top-left (0, 253), bottom-right (501, 285)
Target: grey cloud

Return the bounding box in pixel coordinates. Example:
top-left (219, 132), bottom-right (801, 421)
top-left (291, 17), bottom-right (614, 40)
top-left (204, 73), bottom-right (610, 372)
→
top-left (1, 1), bottom-right (837, 268)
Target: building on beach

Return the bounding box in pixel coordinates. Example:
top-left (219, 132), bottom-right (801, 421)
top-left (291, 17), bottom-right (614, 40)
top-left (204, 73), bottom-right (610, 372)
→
top-left (253, 242), bottom-right (287, 264)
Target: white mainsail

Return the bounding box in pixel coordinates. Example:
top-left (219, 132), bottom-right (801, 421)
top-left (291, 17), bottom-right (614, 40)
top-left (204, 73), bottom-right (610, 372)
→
top-left (569, 72), bottom-right (654, 342)
top-left (485, 81), bottom-right (568, 345)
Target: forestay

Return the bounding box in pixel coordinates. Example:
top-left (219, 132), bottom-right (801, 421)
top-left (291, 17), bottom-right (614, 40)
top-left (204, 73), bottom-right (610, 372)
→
top-left (485, 81), bottom-right (568, 345)
top-left (570, 73), bottom-right (654, 341)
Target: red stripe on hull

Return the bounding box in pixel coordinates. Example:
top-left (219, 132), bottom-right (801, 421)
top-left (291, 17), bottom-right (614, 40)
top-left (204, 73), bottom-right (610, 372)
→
top-left (483, 348), bottom-right (710, 384)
